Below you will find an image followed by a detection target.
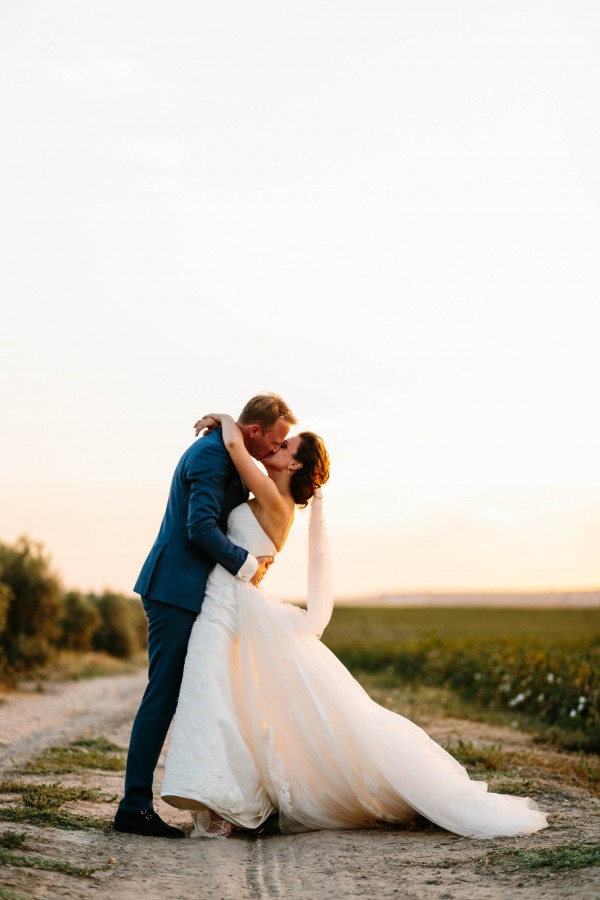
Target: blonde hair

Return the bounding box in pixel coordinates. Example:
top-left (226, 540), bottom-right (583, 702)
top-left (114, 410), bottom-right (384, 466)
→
top-left (238, 393), bottom-right (297, 429)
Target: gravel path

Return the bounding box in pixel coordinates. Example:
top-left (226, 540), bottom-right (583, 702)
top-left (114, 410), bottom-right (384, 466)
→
top-left (0, 671), bottom-right (148, 767)
top-left (0, 672), bottom-right (598, 899)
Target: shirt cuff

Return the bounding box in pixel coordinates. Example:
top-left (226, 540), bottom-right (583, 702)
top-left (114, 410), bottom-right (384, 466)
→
top-left (236, 553), bottom-right (258, 582)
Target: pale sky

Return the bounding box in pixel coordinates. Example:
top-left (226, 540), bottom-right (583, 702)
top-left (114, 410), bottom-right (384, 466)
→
top-left (1, 1), bottom-right (599, 599)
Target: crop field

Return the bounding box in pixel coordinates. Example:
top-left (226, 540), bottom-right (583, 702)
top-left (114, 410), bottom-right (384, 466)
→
top-left (325, 606), bottom-right (600, 643)
top-left (323, 606), bottom-right (600, 752)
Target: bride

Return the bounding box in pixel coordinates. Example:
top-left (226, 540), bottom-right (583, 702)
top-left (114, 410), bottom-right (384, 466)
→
top-left (161, 415), bottom-right (548, 840)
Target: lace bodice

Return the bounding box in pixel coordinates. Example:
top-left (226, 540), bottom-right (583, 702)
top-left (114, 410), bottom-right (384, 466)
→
top-left (226, 503), bottom-right (277, 559)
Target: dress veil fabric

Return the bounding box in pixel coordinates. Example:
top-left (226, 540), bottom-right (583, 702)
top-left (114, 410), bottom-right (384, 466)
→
top-left (161, 503), bottom-right (548, 839)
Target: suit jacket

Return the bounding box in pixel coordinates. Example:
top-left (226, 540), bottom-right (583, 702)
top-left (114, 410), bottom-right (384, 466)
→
top-left (133, 429), bottom-right (249, 612)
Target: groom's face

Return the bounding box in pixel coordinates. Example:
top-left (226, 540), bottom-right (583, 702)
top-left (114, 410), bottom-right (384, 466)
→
top-left (245, 419), bottom-right (290, 460)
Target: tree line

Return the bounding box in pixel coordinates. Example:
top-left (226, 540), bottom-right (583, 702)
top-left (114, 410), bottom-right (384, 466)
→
top-left (0, 536), bottom-right (147, 685)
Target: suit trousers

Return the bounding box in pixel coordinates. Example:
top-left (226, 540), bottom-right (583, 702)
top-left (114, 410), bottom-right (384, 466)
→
top-left (119, 597), bottom-right (197, 812)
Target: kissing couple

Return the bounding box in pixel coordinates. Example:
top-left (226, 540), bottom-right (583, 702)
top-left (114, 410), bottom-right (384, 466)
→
top-left (115, 392), bottom-right (547, 840)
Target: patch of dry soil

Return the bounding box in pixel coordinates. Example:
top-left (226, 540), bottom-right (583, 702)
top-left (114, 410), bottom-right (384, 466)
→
top-left (0, 672), bottom-right (598, 899)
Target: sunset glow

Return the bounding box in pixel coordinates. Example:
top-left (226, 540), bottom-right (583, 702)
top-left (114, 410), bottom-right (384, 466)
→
top-left (1, 2), bottom-right (599, 599)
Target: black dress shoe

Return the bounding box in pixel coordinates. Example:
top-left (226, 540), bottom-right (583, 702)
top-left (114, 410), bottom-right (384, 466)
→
top-left (114, 808), bottom-right (185, 838)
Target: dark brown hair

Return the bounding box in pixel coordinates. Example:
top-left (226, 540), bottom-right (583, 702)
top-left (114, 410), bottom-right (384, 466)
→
top-left (238, 393), bottom-right (297, 429)
top-left (290, 432), bottom-right (330, 507)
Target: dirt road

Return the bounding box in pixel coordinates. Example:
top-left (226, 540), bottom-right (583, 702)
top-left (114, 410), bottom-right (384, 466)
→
top-left (0, 672), bottom-right (598, 899)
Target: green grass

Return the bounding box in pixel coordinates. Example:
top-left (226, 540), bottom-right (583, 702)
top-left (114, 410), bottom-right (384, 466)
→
top-left (0, 846), bottom-right (101, 877)
top-left (448, 735), bottom-right (599, 802)
top-left (480, 843), bottom-right (600, 873)
top-left (355, 672), bottom-right (474, 719)
top-left (40, 650), bottom-right (146, 682)
top-left (537, 725), bottom-right (600, 754)
top-left (441, 739), bottom-right (514, 772)
top-left (326, 606), bottom-right (600, 644)
top-left (0, 781), bottom-right (111, 809)
top-left (1, 651), bottom-right (147, 692)
top-left (0, 741), bottom-right (120, 883)
top-left (17, 737), bottom-right (125, 775)
top-left (568, 756), bottom-right (600, 792)
top-left (0, 773), bottom-right (117, 831)
top-left (0, 807), bottom-right (111, 830)
top-left (0, 832), bottom-right (26, 851)
top-left (71, 736), bottom-right (124, 752)
top-left (0, 888), bottom-right (30, 900)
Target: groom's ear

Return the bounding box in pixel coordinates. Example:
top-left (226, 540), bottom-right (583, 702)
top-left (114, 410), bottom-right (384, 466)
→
top-left (246, 424), bottom-right (261, 439)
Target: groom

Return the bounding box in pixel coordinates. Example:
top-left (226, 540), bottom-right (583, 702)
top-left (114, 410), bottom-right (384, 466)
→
top-left (114, 392), bottom-right (297, 837)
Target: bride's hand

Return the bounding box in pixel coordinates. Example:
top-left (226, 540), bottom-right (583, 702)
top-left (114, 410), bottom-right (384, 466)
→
top-left (194, 414), bottom-right (222, 437)
top-left (251, 555), bottom-right (274, 587)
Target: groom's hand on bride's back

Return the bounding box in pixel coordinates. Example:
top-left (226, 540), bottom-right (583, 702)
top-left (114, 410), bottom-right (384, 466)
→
top-left (251, 556), bottom-right (274, 587)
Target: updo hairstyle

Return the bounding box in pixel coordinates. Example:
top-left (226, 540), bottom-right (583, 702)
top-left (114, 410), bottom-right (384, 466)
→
top-left (290, 432), bottom-right (330, 508)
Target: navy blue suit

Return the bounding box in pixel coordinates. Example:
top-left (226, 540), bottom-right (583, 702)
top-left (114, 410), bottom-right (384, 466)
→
top-left (120, 430), bottom-right (250, 812)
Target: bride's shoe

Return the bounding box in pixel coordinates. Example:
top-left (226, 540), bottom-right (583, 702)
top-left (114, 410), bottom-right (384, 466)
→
top-left (191, 810), bottom-right (232, 838)
top-left (207, 816), bottom-right (232, 837)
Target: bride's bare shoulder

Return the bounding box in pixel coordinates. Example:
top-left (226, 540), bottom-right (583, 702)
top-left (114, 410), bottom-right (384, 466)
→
top-left (249, 498), bottom-right (294, 551)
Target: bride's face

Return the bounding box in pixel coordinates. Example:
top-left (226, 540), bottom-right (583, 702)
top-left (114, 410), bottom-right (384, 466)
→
top-left (263, 435), bottom-right (303, 474)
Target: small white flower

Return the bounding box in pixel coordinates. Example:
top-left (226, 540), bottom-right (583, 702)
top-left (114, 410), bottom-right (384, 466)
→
top-left (578, 696), bottom-right (587, 704)
top-left (508, 692), bottom-right (526, 707)
top-left (569, 710), bottom-right (577, 718)
top-left (537, 693), bottom-right (544, 702)
top-left (546, 673), bottom-right (554, 683)
top-left (474, 673), bottom-right (482, 681)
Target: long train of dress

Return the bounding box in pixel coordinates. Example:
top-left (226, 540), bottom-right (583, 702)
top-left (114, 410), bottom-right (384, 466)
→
top-left (161, 504), bottom-right (548, 839)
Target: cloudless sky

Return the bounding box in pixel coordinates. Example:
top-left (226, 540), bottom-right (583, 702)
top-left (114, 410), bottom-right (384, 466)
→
top-left (1, 1), bottom-right (599, 599)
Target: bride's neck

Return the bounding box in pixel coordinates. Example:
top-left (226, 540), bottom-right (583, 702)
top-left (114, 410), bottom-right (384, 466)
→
top-left (269, 469), bottom-right (293, 500)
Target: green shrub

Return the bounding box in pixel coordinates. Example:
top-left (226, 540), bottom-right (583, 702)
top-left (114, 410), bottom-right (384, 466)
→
top-left (129, 597), bottom-right (148, 651)
top-left (0, 582), bottom-right (10, 634)
top-left (328, 635), bottom-right (600, 750)
top-left (0, 538), bottom-right (147, 685)
top-left (0, 583), bottom-right (12, 678)
top-left (91, 591), bottom-right (144, 658)
top-left (0, 537), bottom-right (63, 680)
top-left (58, 591), bottom-right (101, 652)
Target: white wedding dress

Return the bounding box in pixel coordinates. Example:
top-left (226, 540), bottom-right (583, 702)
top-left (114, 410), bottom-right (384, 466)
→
top-left (161, 502), bottom-right (548, 839)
